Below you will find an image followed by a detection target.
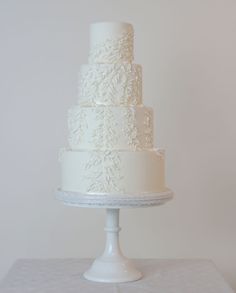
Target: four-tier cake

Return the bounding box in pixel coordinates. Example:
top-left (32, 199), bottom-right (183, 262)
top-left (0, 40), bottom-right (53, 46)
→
top-left (59, 22), bottom-right (167, 195)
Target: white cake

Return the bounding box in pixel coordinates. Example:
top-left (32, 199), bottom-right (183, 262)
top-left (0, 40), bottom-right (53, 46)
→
top-left (60, 22), bottom-right (167, 195)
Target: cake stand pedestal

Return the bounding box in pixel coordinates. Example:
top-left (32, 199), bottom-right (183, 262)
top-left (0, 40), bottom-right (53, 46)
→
top-left (56, 189), bottom-right (173, 283)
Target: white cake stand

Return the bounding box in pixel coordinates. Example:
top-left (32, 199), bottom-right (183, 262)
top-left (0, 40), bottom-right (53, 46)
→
top-left (56, 189), bottom-right (173, 283)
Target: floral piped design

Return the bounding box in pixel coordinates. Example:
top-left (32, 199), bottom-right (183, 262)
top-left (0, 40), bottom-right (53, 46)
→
top-left (91, 107), bottom-right (119, 149)
top-left (68, 107), bottom-right (87, 148)
top-left (143, 109), bottom-right (153, 147)
top-left (88, 29), bottom-right (134, 64)
top-left (123, 107), bottom-right (140, 150)
top-left (78, 64), bottom-right (142, 106)
top-left (84, 151), bottom-right (124, 193)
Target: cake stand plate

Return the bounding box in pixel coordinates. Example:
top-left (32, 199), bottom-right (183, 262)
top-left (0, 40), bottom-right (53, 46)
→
top-left (56, 189), bottom-right (173, 209)
top-left (56, 189), bottom-right (173, 283)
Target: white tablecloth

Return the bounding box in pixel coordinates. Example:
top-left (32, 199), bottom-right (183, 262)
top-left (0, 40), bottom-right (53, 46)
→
top-left (0, 259), bottom-right (233, 292)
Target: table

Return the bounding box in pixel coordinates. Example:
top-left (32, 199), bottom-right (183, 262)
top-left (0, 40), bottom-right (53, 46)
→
top-left (0, 259), bottom-right (233, 292)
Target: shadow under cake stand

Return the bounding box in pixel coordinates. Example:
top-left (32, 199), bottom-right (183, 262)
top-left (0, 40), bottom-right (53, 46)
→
top-left (56, 189), bottom-right (173, 283)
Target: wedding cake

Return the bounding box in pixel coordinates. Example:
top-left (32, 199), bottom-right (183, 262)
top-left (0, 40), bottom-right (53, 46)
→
top-left (59, 22), bottom-right (167, 195)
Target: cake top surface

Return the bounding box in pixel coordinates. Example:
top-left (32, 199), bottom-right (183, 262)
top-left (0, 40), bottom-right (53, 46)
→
top-left (90, 21), bottom-right (133, 45)
top-left (90, 21), bottom-right (132, 26)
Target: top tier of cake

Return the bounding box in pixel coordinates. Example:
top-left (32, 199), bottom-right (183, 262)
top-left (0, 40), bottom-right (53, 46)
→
top-left (89, 22), bottom-right (134, 64)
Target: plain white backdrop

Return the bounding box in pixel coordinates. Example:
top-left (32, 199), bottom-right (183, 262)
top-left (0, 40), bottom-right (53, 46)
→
top-left (0, 0), bottom-right (236, 289)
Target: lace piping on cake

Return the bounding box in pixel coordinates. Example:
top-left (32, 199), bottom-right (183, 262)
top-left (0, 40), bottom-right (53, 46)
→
top-left (78, 64), bottom-right (141, 106)
top-left (68, 107), bottom-right (87, 147)
top-left (91, 107), bottom-right (119, 149)
top-left (88, 29), bottom-right (134, 63)
top-left (144, 109), bottom-right (153, 147)
top-left (84, 151), bottom-right (124, 193)
top-left (123, 107), bottom-right (140, 150)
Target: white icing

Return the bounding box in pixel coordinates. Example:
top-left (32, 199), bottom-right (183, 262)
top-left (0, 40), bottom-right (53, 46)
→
top-left (68, 105), bottom-right (153, 150)
top-left (78, 63), bottom-right (142, 106)
top-left (59, 22), bottom-right (168, 195)
top-left (61, 149), bottom-right (166, 194)
top-left (89, 22), bottom-right (134, 63)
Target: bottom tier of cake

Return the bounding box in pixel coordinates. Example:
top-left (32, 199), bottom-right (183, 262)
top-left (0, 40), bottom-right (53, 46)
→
top-left (60, 149), bottom-right (166, 195)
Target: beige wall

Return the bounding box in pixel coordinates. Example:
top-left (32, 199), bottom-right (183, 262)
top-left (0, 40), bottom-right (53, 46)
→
top-left (0, 0), bottom-right (236, 289)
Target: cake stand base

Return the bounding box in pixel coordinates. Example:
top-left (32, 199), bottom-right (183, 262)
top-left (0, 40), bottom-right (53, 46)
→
top-left (56, 189), bottom-right (173, 283)
top-left (84, 255), bottom-right (142, 283)
top-left (84, 209), bottom-right (142, 283)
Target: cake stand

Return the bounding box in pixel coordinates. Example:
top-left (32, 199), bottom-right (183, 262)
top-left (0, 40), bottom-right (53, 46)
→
top-left (56, 189), bottom-right (173, 283)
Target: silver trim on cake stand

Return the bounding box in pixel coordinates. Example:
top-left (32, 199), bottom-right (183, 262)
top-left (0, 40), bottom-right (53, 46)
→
top-left (56, 189), bottom-right (173, 283)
